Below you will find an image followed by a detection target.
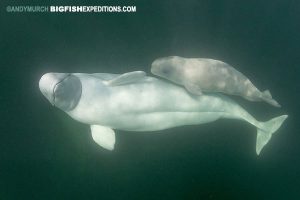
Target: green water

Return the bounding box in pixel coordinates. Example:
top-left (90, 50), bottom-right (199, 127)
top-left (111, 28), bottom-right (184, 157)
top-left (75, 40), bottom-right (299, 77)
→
top-left (0, 1), bottom-right (299, 199)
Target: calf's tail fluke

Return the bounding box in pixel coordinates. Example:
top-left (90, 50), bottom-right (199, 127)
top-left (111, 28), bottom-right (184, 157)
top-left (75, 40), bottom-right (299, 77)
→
top-left (261, 90), bottom-right (281, 107)
top-left (256, 115), bottom-right (288, 155)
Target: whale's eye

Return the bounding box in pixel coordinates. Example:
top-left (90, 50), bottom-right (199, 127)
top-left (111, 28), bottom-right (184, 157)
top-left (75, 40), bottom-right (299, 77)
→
top-left (162, 67), bottom-right (171, 75)
top-left (53, 75), bottom-right (82, 111)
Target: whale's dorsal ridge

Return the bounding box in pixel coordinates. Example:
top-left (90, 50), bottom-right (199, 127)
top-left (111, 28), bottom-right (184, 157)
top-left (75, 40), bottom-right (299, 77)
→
top-left (91, 125), bottom-right (116, 151)
top-left (105, 71), bottom-right (146, 86)
top-left (91, 71), bottom-right (146, 86)
top-left (90, 73), bottom-right (118, 81)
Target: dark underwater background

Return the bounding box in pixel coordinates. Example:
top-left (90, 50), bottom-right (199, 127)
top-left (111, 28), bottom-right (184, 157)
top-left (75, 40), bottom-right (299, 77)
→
top-left (1, 0), bottom-right (299, 199)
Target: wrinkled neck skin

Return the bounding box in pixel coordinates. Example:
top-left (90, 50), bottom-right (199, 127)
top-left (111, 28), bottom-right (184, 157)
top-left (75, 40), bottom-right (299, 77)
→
top-left (168, 66), bottom-right (186, 85)
top-left (39, 73), bottom-right (82, 112)
top-left (168, 58), bottom-right (190, 85)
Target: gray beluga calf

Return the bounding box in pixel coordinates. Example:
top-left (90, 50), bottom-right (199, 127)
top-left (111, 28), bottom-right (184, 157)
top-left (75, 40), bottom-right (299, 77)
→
top-left (39, 71), bottom-right (287, 155)
top-left (151, 56), bottom-right (281, 107)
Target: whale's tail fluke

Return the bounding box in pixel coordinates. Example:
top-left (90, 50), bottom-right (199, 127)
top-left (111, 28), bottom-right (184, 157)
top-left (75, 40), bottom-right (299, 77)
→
top-left (261, 90), bottom-right (281, 107)
top-left (256, 115), bottom-right (288, 155)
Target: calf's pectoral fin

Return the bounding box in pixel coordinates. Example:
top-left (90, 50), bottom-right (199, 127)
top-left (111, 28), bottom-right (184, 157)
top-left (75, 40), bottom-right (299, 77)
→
top-left (106, 71), bottom-right (146, 86)
top-left (184, 82), bottom-right (203, 95)
top-left (90, 125), bottom-right (116, 150)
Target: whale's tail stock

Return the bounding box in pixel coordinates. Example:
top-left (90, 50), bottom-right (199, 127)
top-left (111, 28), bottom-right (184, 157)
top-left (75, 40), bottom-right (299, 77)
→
top-left (256, 115), bottom-right (288, 155)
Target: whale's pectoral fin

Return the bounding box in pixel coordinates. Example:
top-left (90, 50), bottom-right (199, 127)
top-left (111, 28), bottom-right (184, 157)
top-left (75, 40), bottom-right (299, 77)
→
top-left (105, 71), bottom-right (146, 86)
top-left (90, 125), bottom-right (116, 150)
top-left (184, 82), bottom-right (203, 95)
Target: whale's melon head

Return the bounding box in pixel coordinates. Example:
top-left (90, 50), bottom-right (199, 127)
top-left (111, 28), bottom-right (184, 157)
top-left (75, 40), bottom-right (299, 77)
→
top-left (39, 73), bottom-right (82, 111)
top-left (151, 56), bottom-right (185, 84)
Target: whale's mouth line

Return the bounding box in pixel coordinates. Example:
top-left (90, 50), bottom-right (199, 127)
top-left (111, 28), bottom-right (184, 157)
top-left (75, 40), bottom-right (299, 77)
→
top-left (52, 73), bottom-right (72, 106)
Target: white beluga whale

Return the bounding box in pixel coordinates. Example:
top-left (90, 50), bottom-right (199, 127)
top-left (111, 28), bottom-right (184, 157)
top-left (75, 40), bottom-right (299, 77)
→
top-left (39, 71), bottom-right (287, 155)
top-left (151, 56), bottom-right (281, 107)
